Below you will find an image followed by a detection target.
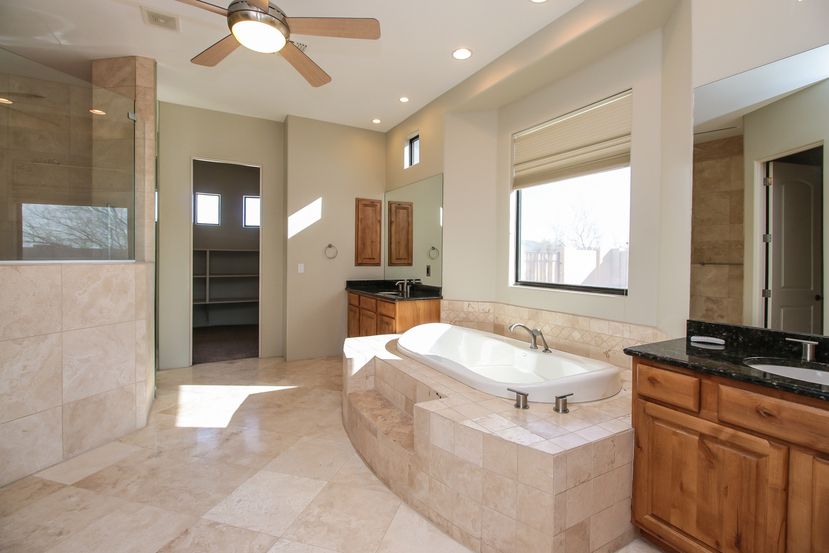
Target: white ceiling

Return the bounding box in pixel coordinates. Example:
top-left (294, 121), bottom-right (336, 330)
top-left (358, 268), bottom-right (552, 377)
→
top-left (0, 0), bottom-right (584, 130)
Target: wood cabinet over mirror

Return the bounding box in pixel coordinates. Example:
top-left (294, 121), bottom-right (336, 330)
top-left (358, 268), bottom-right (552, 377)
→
top-left (388, 201), bottom-right (413, 266)
top-left (355, 198), bottom-right (382, 266)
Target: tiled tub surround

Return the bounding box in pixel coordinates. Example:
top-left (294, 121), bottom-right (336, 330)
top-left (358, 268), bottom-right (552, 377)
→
top-left (0, 262), bottom-right (154, 486)
top-left (441, 300), bottom-right (668, 370)
top-left (343, 335), bottom-right (637, 553)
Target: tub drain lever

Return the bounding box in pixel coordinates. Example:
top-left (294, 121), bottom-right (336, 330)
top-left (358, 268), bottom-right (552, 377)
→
top-left (507, 388), bottom-right (529, 409)
top-left (554, 393), bottom-right (573, 414)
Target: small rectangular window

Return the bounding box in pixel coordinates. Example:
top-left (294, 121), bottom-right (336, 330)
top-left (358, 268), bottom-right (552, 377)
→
top-left (243, 195), bottom-right (261, 228)
top-left (404, 134), bottom-right (420, 169)
top-left (515, 166), bottom-right (630, 294)
top-left (194, 193), bottom-right (220, 225)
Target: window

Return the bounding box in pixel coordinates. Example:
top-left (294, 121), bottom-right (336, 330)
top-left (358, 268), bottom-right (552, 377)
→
top-left (403, 134), bottom-right (420, 169)
top-left (512, 90), bottom-right (632, 294)
top-left (194, 193), bottom-right (220, 225)
top-left (515, 167), bottom-right (630, 293)
top-left (243, 195), bottom-right (261, 228)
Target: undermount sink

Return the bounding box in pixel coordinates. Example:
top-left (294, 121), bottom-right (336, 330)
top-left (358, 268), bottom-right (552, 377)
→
top-left (376, 291), bottom-right (404, 298)
top-left (744, 357), bottom-right (829, 386)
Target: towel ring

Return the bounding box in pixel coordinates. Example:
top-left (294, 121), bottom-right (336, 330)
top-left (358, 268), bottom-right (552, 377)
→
top-left (428, 246), bottom-right (440, 260)
top-left (324, 244), bottom-right (338, 260)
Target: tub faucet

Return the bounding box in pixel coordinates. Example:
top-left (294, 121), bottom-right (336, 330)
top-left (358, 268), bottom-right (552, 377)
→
top-left (509, 323), bottom-right (552, 353)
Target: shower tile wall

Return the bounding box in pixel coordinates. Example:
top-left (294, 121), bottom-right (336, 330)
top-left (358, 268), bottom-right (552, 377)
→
top-left (0, 263), bottom-right (153, 486)
top-left (690, 136), bottom-right (744, 323)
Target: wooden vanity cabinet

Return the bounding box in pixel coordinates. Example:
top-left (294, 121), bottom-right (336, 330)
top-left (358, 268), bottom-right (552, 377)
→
top-left (347, 292), bottom-right (439, 337)
top-left (631, 358), bottom-right (829, 553)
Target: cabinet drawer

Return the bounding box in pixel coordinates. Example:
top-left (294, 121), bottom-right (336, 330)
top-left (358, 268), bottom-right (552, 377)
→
top-left (636, 363), bottom-right (700, 412)
top-left (377, 300), bottom-right (396, 319)
top-left (348, 293), bottom-right (360, 307)
top-left (359, 296), bottom-right (377, 311)
top-left (718, 385), bottom-right (829, 453)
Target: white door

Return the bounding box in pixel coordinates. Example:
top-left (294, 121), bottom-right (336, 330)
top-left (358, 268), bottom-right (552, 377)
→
top-left (768, 161), bottom-right (823, 333)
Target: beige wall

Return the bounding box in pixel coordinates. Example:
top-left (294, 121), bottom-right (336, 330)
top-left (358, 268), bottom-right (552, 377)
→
top-left (284, 116), bottom-right (386, 360)
top-left (157, 102), bottom-right (285, 368)
top-left (442, 111), bottom-right (498, 301)
top-left (743, 80), bottom-right (829, 326)
top-left (692, 0), bottom-right (829, 87)
top-left (690, 136), bottom-right (744, 324)
top-left (495, 31), bottom-right (670, 329)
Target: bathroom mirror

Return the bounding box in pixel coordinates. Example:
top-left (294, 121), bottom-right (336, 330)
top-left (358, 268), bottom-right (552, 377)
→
top-left (690, 43), bottom-right (829, 334)
top-left (383, 174), bottom-right (443, 286)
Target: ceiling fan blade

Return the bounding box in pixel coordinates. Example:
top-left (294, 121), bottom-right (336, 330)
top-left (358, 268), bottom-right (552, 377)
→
top-left (281, 42), bottom-right (332, 87)
top-left (192, 35), bottom-right (240, 66)
top-left (174, 0), bottom-right (227, 16)
top-left (286, 17), bottom-right (381, 40)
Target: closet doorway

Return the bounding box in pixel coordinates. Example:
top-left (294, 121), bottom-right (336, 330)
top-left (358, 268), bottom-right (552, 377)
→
top-left (192, 160), bottom-right (261, 364)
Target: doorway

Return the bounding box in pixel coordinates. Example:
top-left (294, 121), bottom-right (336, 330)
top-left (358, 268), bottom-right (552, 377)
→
top-left (763, 145), bottom-right (824, 334)
top-left (192, 160), bottom-right (261, 364)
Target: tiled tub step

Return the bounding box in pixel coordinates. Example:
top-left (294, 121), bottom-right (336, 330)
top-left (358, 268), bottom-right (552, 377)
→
top-left (347, 390), bottom-right (415, 451)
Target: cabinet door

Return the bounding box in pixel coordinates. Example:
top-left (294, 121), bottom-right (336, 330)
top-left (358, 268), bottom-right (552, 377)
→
top-left (633, 399), bottom-right (787, 553)
top-left (359, 309), bottom-right (377, 337)
top-left (788, 449), bottom-right (829, 553)
top-left (347, 305), bottom-right (360, 338)
top-left (355, 198), bottom-right (382, 266)
top-left (388, 201), bottom-right (413, 266)
top-left (377, 315), bottom-right (395, 334)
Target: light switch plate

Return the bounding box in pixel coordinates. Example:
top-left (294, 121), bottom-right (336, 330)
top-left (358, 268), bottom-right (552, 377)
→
top-left (298, 263), bottom-right (304, 274)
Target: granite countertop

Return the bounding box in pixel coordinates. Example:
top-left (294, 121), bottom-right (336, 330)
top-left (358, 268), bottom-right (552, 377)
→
top-left (625, 337), bottom-right (829, 402)
top-left (346, 280), bottom-right (442, 302)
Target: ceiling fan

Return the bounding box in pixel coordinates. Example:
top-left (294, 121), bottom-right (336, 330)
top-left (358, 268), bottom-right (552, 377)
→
top-left (176, 0), bottom-right (381, 87)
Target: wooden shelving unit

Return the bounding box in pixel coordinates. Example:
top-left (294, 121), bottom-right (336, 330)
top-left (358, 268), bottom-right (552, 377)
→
top-left (193, 249), bottom-right (259, 327)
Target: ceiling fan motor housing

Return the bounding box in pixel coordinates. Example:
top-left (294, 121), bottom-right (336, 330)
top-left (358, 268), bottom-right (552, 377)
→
top-left (227, 0), bottom-right (289, 40)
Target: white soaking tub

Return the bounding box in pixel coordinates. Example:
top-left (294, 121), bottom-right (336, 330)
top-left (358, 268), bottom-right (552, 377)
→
top-left (397, 323), bottom-right (621, 403)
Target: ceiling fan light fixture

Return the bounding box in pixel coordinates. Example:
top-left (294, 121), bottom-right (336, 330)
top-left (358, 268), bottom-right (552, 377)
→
top-left (228, 5), bottom-right (288, 54)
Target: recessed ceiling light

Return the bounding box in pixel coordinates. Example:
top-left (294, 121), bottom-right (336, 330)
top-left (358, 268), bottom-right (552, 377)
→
top-left (89, 108), bottom-right (107, 116)
top-left (0, 97), bottom-right (12, 105)
top-left (372, 118), bottom-right (381, 124)
top-left (452, 48), bottom-right (472, 60)
top-left (399, 97), bottom-right (409, 103)
top-left (530, 0), bottom-right (547, 3)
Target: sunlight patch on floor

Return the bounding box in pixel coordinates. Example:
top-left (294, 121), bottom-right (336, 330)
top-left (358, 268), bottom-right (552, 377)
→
top-left (174, 385), bottom-right (297, 428)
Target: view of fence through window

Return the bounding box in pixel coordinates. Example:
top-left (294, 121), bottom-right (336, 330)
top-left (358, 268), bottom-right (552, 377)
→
top-left (0, 47), bottom-right (135, 261)
top-left (517, 166), bottom-right (631, 291)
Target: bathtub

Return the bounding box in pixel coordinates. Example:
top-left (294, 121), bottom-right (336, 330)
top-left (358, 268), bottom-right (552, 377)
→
top-left (397, 323), bottom-right (621, 403)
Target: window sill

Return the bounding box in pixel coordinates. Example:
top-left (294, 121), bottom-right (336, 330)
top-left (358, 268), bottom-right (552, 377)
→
top-left (511, 281), bottom-right (628, 297)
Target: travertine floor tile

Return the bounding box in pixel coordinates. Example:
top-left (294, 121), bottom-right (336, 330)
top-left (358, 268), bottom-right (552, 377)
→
top-left (37, 441), bottom-right (143, 485)
top-left (377, 504), bottom-right (474, 553)
top-left (158, 519), bottom-right (278, 553)
top-left (263, 437), bottom-right (355, 480)
top-left (203, 470), bottom-right (326, 536)
top-left (267, 539), bottom-right (341, 553)
top-left (0, 476), bottom-right (64, 518)
top-left (283, 482), bottom-right (401, 553)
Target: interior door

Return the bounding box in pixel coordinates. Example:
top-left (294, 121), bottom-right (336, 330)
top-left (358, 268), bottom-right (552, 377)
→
top-left (768, 161), bottom-right (823, 334)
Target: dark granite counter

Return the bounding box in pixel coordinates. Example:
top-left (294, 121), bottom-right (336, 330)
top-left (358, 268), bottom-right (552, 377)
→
top-left (624, 320), bottom-right (829, 402)
top-left (346, 279), bottom-right (442, 302)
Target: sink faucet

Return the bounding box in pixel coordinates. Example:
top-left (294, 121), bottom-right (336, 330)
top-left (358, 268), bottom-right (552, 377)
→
top-left (786, 337), bottom-right (819, 362)
top-left (394, 279), bottom-right (421, 298)
top-left (508, 323), bottom-right (551, 352)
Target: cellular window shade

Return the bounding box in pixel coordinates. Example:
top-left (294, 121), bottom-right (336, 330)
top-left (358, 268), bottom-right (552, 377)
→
top-left (512, 90), bottom-right (632, 189)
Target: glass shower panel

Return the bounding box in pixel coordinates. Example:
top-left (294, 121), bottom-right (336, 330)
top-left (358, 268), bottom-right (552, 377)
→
top-left (0, 49), bottom-right (136, 261)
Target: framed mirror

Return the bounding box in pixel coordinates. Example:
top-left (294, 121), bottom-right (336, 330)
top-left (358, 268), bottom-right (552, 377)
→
top-left (383, 174), bottom-right (443, 286)
top-left (690, 44), bottom-right (829, 334)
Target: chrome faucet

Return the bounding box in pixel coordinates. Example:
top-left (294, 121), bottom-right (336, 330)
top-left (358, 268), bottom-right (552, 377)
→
top-left (508, 323), bottom-right (551, 352)
top-left (786, 337), bottom-right (818, 362)
top-left (394, 278), bottom-right (422, 298)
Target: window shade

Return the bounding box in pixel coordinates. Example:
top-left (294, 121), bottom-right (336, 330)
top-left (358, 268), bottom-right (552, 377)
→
top-left (512, 90), bottom-right (632, 189)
